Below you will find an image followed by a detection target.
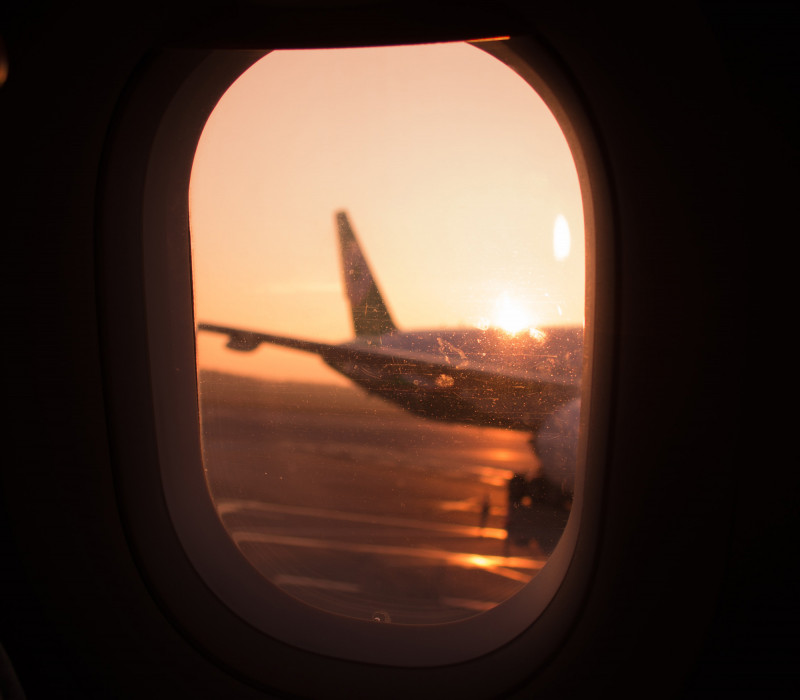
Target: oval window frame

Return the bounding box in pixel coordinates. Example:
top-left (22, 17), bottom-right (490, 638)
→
top-left (98, 36), bottom-right (613, 692)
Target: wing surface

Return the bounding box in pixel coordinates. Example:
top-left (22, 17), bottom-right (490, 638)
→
top-left (198, 323), bottom-right (579, 403)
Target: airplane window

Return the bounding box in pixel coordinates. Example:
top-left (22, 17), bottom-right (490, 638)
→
top-left (189, 42), bottom-right (584, 626)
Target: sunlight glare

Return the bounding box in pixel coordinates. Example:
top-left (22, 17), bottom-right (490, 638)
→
top-left (493, 292), bottom-right (531, 335)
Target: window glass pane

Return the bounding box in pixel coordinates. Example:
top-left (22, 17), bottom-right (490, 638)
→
top-left (190, 42), bottom-right (584, 624)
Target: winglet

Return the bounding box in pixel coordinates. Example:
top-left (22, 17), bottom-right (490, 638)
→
top-left (336, 211), bottom-right (397, 337)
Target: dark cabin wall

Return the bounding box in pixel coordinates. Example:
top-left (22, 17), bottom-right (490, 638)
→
top-left (1, 1), bottom-right (796, 697)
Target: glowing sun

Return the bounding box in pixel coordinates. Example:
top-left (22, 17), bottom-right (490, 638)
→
top-left (492, 292), bottom-right (531, 335)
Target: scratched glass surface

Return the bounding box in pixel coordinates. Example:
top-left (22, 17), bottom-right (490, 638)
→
top-left (189, 42), bottom-right (584, 624)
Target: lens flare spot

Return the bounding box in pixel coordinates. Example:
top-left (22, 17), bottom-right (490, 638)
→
top-left (553, 214), bottom-right (571, 261)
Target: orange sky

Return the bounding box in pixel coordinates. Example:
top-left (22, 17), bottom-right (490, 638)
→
top-left (189, 41), bottom-right (584, 385)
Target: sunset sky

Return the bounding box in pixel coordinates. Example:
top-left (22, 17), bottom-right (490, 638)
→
top-left (189, 41), bottom-right (584, 385)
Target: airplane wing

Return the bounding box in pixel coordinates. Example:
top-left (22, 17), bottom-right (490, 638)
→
top-left (199, 323), bottom-right (339, 355)
top-left (198, 322), bottom-right (579, 412)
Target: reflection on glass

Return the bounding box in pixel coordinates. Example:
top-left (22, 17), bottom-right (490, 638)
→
top-left (190, 42), bottom-right (584, 624)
